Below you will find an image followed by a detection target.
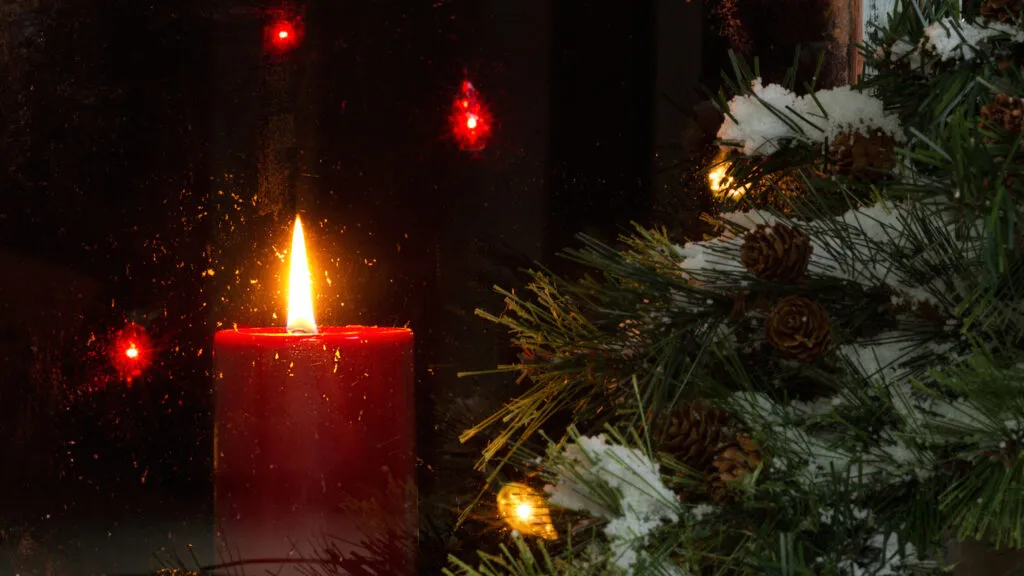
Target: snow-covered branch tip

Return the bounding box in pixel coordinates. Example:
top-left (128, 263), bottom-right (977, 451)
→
top-left (717, 80), bottom-right (904, 157)
top-left (544, 435), bottom-right (680, 573)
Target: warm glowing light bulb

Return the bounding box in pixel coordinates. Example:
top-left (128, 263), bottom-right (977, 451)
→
top-left (496, 483), bottom-right (557, 540)
top-left (708, 164), bottom-right (731, 192)
top-left (466, 115), bottom-right (478, 130)
top-left (125, 345), bottom-right (139, 359)
top-left (286, 216), bottom-right (318, 334)
top-left (278, 29), bottom-right (289, 39)
top-left (515, 503), bottom-right (532, 520)
top-left (707, 150), bottom-right (750, 200)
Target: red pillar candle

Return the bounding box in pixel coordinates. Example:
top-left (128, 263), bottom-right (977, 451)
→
top-left (213, 218), bottom-right (416, 574)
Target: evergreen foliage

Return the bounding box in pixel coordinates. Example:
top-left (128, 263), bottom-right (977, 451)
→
top-left (450, 0), bottom-right (1024, 574)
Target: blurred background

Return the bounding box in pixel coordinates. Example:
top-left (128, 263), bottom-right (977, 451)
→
top-left (0, 0), bottom-right (831, 573)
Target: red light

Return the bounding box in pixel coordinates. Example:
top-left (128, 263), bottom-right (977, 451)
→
top-left (450, 79), bottom-right (493, 152)
top-left (110, 323), bottom-right (152, 384)
top-left (266, 17), bottom-right (301, 53)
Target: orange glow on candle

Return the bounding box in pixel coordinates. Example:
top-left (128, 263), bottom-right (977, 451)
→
top-left (286, 216), bottom-right (318, 334)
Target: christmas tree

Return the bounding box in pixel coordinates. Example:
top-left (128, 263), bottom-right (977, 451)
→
top-left (447, 0), bottom-right (1024, 574)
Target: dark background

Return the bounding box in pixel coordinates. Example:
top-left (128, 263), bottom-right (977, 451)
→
top-left (0, 0), bottom-right (827, 573)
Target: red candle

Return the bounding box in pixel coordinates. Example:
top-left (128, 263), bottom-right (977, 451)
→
top-left (213, 218), bottom-right (416, 574)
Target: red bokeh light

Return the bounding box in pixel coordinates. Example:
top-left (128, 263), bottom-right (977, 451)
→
top-left (110, 323), bottom-right (152, 384)
top-left (450, 79), bottom-right (493, 152)
top-left (265, 17), bottom-right (301, 53)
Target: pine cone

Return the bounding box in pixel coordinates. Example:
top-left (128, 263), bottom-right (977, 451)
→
top-left (710, 435), bottom-right (762, 500)
top-left (829, 129), bottom-right (896, 177)
top-left (658, 402), bottom-right (732, 474)
top-left (982, 0), bottom-right (1022, 22)
top-left (765, 295), bottom-right (832, 363)
top-left (980, 93), bottom-right (1024, 134)
top-left (740, 223), bottom-right (813, 283)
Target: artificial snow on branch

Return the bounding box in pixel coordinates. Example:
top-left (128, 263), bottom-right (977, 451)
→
top-left (923, 17), bottom-right (1024, 61)
top-left (717, 80), bottom-right (904, 156)
top-left (874, 16), bottom-right (1024, 74)
top-left (544, 434), bottom-right (680, 574)
top-left (679, 200), bottom-right (972, 316)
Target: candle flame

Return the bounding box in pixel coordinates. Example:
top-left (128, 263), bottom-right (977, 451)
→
top-left (287, 216), bottom-right (318, 334)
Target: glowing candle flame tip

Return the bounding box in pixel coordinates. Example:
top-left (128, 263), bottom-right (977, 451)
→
top-left (287, 216), bottom-right (318, 334)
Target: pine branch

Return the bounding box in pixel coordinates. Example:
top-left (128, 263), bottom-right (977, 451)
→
top-left (444, 537), bottom-right (566, 576)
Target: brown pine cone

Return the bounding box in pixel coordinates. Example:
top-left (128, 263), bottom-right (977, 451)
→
top-left (713, 435), bottom-right (762, 482)
top-left (657, 402), bottom-right (732, 475)
top-left (765, 295), bottom-right (832, 363)
top-left (740, 223), bottom-right (813, 283)
top-left (980, 93), bottom-right (1024, 134)
top-left (829, 129), bottom-right (897, 177)
top-left (710, 435), bottom-right (762, 501)
top-left (982, 0), bottom-right (1022, 22)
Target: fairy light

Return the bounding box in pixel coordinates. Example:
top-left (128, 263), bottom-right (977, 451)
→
top-left (708, 150), bottom-right (751, 200)
top-left (515, 502), bottom-right (532, 520)
top-left (496, 483), bottom-right (557, 540)
top-left (111, 323), bottom-right (152, 383)
top-left (450, 79), bottom-right (493, 152)
top-left (265, 15), bottom-right (301, 53)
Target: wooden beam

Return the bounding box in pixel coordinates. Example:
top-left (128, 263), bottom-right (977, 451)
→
top-left (850, 0), bottom-right (864, 82)
top-left (826, 0), bottom-right (860, 86)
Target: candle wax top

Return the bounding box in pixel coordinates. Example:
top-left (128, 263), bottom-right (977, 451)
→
top-left (214, 326), bottom-right (413, 349)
